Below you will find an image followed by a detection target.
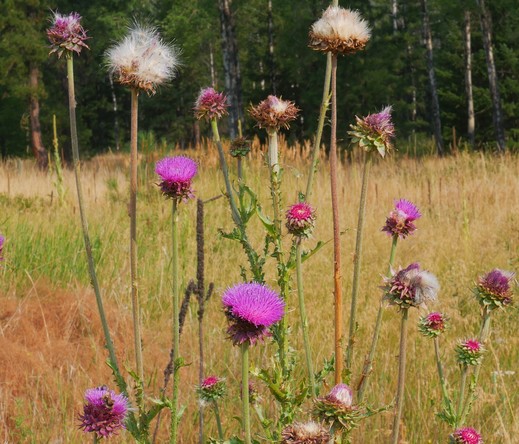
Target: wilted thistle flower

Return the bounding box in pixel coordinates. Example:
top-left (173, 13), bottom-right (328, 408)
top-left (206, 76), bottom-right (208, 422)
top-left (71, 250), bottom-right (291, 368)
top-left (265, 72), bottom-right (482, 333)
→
top-left (313, 384), bottom-right (360, 434)
top-left (382, 199), bottom-right (421, 239)
top-left (418, 312), bottom-right (448, 338)
top-left (155, 156), bottom-right (197, 202)
top-left (230, 137), bottom-right (251, 158)
top-left (78, 386), bottom-right (129, 438)
top-left (456, 339), bottom-right (484, 366)
top-left (47, 11), bottom-right (89, 57)
top-left (222, 282), bottom-right (285, 346)
top-left (281, 421), bottom-right (331, 444)
top-left (309, 6), bottom-right (371, 55)
top-left (194, 87), bottom-right (228, 120)
top-left (249, 95), bottom-right (299, 130)
top-left (286, 202), bottom-right (316, 238)
top-left (384, 263), bottom-right (440, 309)
top-left (474, 268), bottom-right (515, 310)
top-left (0, 234), bottom-right (4, 261)
top-left (106, 24), bottom-right (179, 94)
top-left (349, 106), bottom-right (395, 157)
top-left (196, 376), bottom-right (226, 405)
top-left (449, 427), bottom-right (483, 444)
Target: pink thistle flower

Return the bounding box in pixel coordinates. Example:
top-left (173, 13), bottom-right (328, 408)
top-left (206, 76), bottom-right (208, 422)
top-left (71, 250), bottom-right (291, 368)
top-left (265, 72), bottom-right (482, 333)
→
top-left (456, 339), bottom-right (484, 366)
top-left (418, 312), bottom-right (448, 338)
top-left (194, 87), bottom-right (228, 121)
top-left (382, 199), bottom-right (421, 239)
top-left (47, 11), bottom-right (89, 57)
top-left (313, 383), bottom-right (360, 434)
top-left (78, 386), bottom-right (129, 438)
top-left (0, 234), bottom-right (4, 261)
top-left (281, 421), bottom-right (331, 444)
top-left (155, 156), bottom-right (197, 202)
top-left (196, 376), bottom-right (226, 404)
top-left (249, 95), bottom-right (299, 130)
top-left (327, 384), bottom-right (353, 407)
top-left (222, 283), bottom-right (285, 346)
top-left (450, 427), bottom-right (483, 444)
top-left (286, 202), bottom-right (316, 238)
top-left (349, 106), bottom-right (395, 157)
top-left (475, 268), bottom-right (515, 310)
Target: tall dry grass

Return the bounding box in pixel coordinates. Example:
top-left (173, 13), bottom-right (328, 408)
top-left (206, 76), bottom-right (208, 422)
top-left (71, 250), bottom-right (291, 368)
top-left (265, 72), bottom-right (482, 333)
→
top-left (0, 143), bottom-right (518, 443)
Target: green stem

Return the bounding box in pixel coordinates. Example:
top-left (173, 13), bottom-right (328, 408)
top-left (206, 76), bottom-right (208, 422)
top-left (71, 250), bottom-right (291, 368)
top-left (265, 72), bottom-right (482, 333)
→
top-left (213, 401), bottom-right (224, 441)
top-left (456, 365), bottom-right (468, 427)
top-left (241, 343), bottom-right (251, 444)
top-left (434, 336), bottom-right (452, 412)
top-left (391, 309), bottom-right (409, 444)
top-left (346, 152), bottom-right (371, 371)
top-left (296, 239), bottom-right (316, 396)
top-left (357, 235), bottom-right (398, 401)
top-left (170, 199), bottom-right (180, 443)
top-left (93, 434), bottom-right (98, 444)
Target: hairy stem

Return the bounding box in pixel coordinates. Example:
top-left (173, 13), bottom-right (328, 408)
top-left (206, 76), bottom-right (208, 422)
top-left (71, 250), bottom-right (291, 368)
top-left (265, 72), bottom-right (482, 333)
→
top-left (456, 365), bottom-right (468, 427)
top-left (213, 401), bottom-right (224, 441)
top-left (170, 199), bottom-right (180, 443)
top-left (391, 308), bottom-right (409, 444)
top-left (434, 336), bottom-right (452, 412)
top-left (241, 343), bottom-right (251, 444)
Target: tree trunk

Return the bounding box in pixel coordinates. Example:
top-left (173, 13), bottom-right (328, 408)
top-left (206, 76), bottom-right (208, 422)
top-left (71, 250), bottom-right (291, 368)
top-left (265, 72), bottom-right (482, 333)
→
top-left (109, 75), bottom-right (120, 151)
top-left (218, 0), bottom-right (243, 139)
top-left (29, 64), bottom-right (48, 170)
top-left (477, 0), bottom-right (506, 152)
top-left (267, 0), bottom-right (276, 93)
top-left (391, 0), bottom-right (399, 34)
top-left (421, 0), bottom-right (444, 155)
top-left (464, 10), bottom-right (475, 148)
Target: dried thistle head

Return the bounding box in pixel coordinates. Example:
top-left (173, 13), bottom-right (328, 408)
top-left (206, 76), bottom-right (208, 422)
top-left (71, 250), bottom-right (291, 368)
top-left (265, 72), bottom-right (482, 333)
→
top-left (47, 11), bottom-right (89, 57)
top-left (281, 421), bottom-right (331, 444)
top-left (194, 87), bottom-right (228, 121)
top-left (313, 384), bottom-right (361, 434)
top-left (249, 95), bottom-right (299, 131)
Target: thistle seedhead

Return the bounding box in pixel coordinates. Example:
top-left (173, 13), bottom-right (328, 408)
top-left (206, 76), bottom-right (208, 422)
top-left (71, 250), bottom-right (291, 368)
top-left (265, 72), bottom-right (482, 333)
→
top-left (349, 106), bottom-right (395, 157)
top-left (455, 339), bottom-right (484, 366)
top-left (418, 312), bottom-right (448, 338)
top-left (155, 156), bottom-right (198, 202)
top-left (474, 268), bottom-right (515, 310)
top-left (47, 11), bottom-right (89, 57)
top-left (449, 427), bottom-right (483, 444)
top-left (286, 202), bottom-right (316, 238)
top-left (281, 421), bottom-right (331, 444)
top-left (194, 87), bottom-right (228, 120)
top-left (382, 199), bottom-right (421, 239)
top-left (249, 95), bottom-right (299, 130)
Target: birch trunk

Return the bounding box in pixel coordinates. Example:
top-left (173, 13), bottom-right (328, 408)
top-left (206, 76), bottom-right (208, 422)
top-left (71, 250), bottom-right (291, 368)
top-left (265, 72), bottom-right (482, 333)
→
top-left (464, 10), bottom-right (475, 148)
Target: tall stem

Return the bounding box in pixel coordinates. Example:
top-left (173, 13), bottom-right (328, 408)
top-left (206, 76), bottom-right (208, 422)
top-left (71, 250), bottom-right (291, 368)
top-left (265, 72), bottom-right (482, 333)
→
top-left (456, 365), bottom-right (468, 426)
top-left (241, 343), bottom-right (251, 444)
top-left (296, 239), bottom-right (316, 396)
top-left (213, 401), bottom-right (224, 441)
top-left (391, 309), bottom-right (409, 444)
top-left (346, 152), bottom-right (371, 371)
top-left (434, 336), bottom-right (451, 410)
top-left (267, 129), bottom-right (281, 230)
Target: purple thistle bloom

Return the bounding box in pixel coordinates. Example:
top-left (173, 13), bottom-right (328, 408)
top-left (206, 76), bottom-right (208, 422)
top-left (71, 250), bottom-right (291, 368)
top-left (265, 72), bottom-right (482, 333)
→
top-left (47, 12), bottom-right (89, 58)
top-left (222, 283), bottom-right (285, 346)
top-left (286, 202), bottom-right (316, 238)
top-left (155, 156), bottom-right (197, 201)
top-left (450, 427), bottom-right (483, 444)
top-left (418, 312), bottom-right (448, 338)
top-left (327, 384), bottom-right (353, 408)
top-left (0, 234), bottom-right (4, 261)
top-left (382, 199), bottom-right (421, 239)
top-left (196, 375), bottom-right (226, 404)
top-left (475, 268), bottom-right (515, 310)
top-left (455, 339), bottom-right (484, 366)
top-left (313, 383), bottom-right (360, 434)
top-left (194, 87), bottom-right (229, 120)
top-left (78, 386), bottom-right (129, 438)
top-left (349, 106), bottom-right (395, 157)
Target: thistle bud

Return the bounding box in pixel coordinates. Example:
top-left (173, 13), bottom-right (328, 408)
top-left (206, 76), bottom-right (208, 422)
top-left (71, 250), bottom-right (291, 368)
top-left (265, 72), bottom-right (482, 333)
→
top-left (196, 376), bottom-right (226, 405)
top-left (418, 312), bottom-right (448, 338)
top-left (230, 137), bottom-right (251, 158)
top-left (474, 268), bottom-right (515, 310)
top-left (455, 339), bottom-right (484, 366)
top-left (286, 202), bottom-right (316, 238)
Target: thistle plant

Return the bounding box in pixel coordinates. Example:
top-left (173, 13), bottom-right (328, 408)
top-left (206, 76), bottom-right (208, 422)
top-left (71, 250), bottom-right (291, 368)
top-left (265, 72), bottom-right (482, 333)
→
top-left (309, 6), bottom-right (371, 383)
top-left (281, 421), bottom-right (331, 444)
top-left (449, 427), bottom-right (483, 444)
top-left (230, 136), bottom-right (251, 181)
top-left (196, 376), bottom-right (227, 441)
top-left (0, 234), bottom-right (4, 261)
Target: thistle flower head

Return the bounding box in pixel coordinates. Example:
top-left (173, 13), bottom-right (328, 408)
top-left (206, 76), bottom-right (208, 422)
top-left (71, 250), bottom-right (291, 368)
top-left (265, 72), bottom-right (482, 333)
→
top-left (196, 375), bottom-right (226, 405)
top-left (474, 268), bottom-right (515, 310)
top-left (281, 421), bottom-right (331, 444)
top-left (194, 87), bottom-right (228, 120)
top-left (382, 199), bottom-right (421, 239)
top-left (384, 263), bottom-right (440, 309)
top-left (418, 312), bottom-right (448, 338)
top-left (313, 384), bottom-right (360, 434)
top-left (222, 282), bottom-right (285, 346)
top-left (450, 427), bottom-right (483, 444)
top-left (155, 156), bottom-right (197, 202)
top-left (106, 24), bottom-right (179, 94)
top-left (47, 12), bottom-right (89, 58)
top-left (309, 6), bottom-right (371, 55)
top-left (349, 106), bottom-right (395, 157)
top-left (230, 137), bottom-right (252, 158)
top-left (0, 234), bottom-right (4, 261)
top-left (456, 339), bottom-right (484, 366)
top-left (249, 95), bottom-right (299, 130)
top-left (286, 202), bottom-right (316, 238)
top-left (78, 385), bottom-right (129, 438)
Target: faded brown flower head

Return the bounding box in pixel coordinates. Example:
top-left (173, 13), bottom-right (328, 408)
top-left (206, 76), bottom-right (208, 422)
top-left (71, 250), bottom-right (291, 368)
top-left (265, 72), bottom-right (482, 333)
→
top-left (249, 95), bottom-right (299, 130)
top-left (281, 421), bottom-right (331, 444)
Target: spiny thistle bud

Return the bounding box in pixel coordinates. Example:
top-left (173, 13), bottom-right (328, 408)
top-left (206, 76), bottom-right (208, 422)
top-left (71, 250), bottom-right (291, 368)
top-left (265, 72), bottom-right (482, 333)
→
top-left (313, 384), bottom-right (361, 434)
top-left (384, 263), bottom-right (440, 309)
top-left (449, 427), bottom-right (483, 444)
top-left (47, 12), bottom-right (89, 57)
top-left (474, 269), bottom-right (515, 310)
top-left (194, 87), bottom-right (228, 121)
top-left (196, 376), bottom-right (226, 405)
top-left (418, 312), bottom-right (448, 338)
top-left (349, 106), bottom-right (395, 157)
top-left (286, 202), bottom-right (316, 238)
top-left (155, 156), bottom-right (198, 202)
top-left (382, 199), bottom-right (421, 239)
top-left (455, 339), bottom-right (484, 366)
top-left (106, 24), bottom-right (179, 94)
top-left (0, 234), bottom-right (4, 261)
top-left (249, 95), bottom-right (299, 130)
top-left (309, 6), bottom-right (371, 55)
top-left (78, 386), bottom-right (129, 438)
top-left (222, 283), bottom-right (284, 346)
top-left (281, 421), bottom-right (331, 444)
top-left (230, 137), bottom-right (251, 158)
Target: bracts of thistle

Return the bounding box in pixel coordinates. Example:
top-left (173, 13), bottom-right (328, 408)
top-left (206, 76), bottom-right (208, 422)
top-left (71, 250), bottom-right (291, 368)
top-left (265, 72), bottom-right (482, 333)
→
top-left (309, 6), bottom-right (371, 384)
top-left (196, 376), bottom-right (227, 441)
top-left (156, 156), bottom-right (197, 443)
top-left (449, 427), bottom-right (483, 444)
top-left (345, 106), bottom-right (395, 372)
top-left (281, 421), bottom-right (331, 444)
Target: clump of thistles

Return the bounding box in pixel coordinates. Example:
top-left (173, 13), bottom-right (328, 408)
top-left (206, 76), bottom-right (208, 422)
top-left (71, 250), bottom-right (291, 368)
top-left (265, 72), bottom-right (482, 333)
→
top-left (106, 24), bottom-right (179, 94)
top-left (194, 87), bottom-right (228, 120)
top-left (313, 384), bottom-right (360, 434)
top-left (0, 234), bottom-right (4, 261)
top-left (309, 6), bottom-right (371, 55)
top-left (384, 263), bottom-right (440, 309)
top-left (286, 202), bottom-right (316, 238)
top-left (349, 106), bottom-right (395, 157)
top-left (456, 339), bottom-right (484, 366)
top-left (281, 421), bottom-right (331, 444)
top-left (449, 427), bottom-right (483, 444)
top-left (249, 95), bottom-right (299, 130)
top-left (230, 137), bottom-right (251, 158)
top-left (474, 268), bottom-right (515, 310)
top-left (382, 199), bottom-right (421, 239)
top-left (155, 156), bottom-right (197, 202)
top-left (47, 12), bottom-right (89, 57)
top-left (418, 312), bottom-right (448, 338)
top-left (78, 386), bottom-right (129, 438)
top-left (222, 282), bottom-right (285, 346)
top-left (196, 376), bottom-right (226, 405)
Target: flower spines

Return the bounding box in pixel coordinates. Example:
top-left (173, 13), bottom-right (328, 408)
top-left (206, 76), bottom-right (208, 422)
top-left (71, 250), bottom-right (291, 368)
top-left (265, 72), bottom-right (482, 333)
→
top-left (196, 376), bottom-right (226, 404)
top-left (450, 427), bottom-right (483, 444)
top-left (313, 384), bottom-right (360, 434)
top-left (382, 199), bottom-right (421, 239)
top-left (155, 156), bottom-right (197, 202)
top-left (349, 106), bottom-right (395, 157)
top-left (281, 421), bottom-right (331, 444)
top-left (249, 95), bottom-right (299, 130)
top-left (418, 312), bottom-right (448, 338)
top-left (194, 87), bottom-right (228, 120)
top-left (47, 12), bottom-right (89, 57)
top-left (474, 269), bottom-right (515, 310)
top-left (286, 202), bottom-right (316, 238)
top-left (455, 339), bottom-right (484, 366)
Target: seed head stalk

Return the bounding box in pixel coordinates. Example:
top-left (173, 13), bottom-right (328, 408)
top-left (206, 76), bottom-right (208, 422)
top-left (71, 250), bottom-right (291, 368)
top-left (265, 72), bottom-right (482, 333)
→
top-left (241, 343), bottom-right (252, 444)
top-left (391, 308), bottom-right (409, 444)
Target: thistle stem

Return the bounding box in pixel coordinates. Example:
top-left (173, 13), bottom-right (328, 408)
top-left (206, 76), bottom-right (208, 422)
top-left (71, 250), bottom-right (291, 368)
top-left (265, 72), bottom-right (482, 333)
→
top-left (346, 152), bottom-right (371, 371)
top-left (267, 128), bottom-right (281, 231)
top-left (391, 308), bottom-right (409, 444)
top-left (213, 401), bottom-right (224, 441)
top-left (456, 365), bottom-right (468, 427)
top-left (241, 342), bottom-right (251, 444)
top-left (433, 336), bottom-right (452, 411)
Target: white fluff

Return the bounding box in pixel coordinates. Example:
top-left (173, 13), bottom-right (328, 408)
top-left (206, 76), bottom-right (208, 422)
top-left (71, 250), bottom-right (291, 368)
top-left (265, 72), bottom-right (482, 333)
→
top-left (312, 6), bottom-right (371, 42)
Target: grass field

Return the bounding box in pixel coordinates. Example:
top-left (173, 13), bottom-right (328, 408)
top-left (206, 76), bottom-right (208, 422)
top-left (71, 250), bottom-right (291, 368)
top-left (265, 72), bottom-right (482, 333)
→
top-left (0, 143), bottom-right (518, 443)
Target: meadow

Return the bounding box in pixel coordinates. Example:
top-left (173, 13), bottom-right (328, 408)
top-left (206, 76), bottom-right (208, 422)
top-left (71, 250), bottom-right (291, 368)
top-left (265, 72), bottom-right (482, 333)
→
top-left (0, 142), bottom-right (517, 443)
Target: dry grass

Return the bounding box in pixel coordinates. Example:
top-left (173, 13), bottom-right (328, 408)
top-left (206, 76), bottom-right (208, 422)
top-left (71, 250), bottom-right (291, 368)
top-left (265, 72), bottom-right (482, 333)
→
top-left (0, 143), bottom-right (518, 443)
